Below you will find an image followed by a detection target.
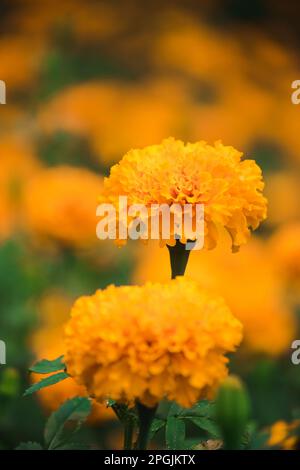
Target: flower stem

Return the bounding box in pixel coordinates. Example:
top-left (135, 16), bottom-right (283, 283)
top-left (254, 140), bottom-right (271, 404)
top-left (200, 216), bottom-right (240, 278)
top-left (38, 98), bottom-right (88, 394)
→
top-left (124, 417), bottom-right (135, 450)
top-left (167, 240), bottom-right (192, 278)
top-left (135, 402), bottom-right (157, 450)
top-left (111, 403), bottom-right (135, 450)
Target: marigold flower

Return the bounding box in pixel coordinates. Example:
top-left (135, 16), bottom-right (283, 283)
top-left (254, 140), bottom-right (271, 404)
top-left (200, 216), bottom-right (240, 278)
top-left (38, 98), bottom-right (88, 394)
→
top-left (265, 172), bottom-right (300, 226)
top-left (64, 277), bottom-right (243, 408)
top-left (153, 12), bottom-right (296, 159)
top-left (99, 138), bottom-right (267, 250)
top-left (268, 420), bottom-right (300, 450)
top-left (14, 1), bottom-right (123, 42)
top-left (39, 80), bottom-right (192, 164)
top-left (23, 165), bottom-right (102, 248)
top-left (0, 36), bottom-right (44, 88)
top-left (134, 235), bottom-right (295, 356)
top-left (269, 223), bottom-right (300, 302)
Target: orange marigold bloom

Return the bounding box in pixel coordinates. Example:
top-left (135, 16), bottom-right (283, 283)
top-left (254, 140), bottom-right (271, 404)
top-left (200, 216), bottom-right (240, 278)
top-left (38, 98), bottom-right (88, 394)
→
top-left (99, 138), bottom-right (267, 250)
top-left (268, 420), bottom-right (300, 450)
top-left (265, 172), bottom-right (300, 227)
top-left (64, 278), bottom-right (243, 408)
top-left (14, 0), bottom-right (124, 42)
top-left (270, 223), bottom-right (300, 280)
top-left (23, 165), bottom-right (102, 248)
top-left (38, 80), bottom-right (192, 164)
top-left (269, 223), bottom-right (300, 301)
top-left (0, 36), bottom-right (44, 88)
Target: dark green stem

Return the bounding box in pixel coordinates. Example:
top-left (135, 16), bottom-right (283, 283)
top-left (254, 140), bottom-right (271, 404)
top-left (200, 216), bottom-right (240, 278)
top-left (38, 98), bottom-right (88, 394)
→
top-left (167, 240), bottom-right (193, 278)
top-left (135, 402), bottom-right (157, 450)
top-left (111, 403), bottom-right (135, 450)
top-left (111, 403), bottom-right (124, 421)
top-left (123, 417), bottom-right (135, 450)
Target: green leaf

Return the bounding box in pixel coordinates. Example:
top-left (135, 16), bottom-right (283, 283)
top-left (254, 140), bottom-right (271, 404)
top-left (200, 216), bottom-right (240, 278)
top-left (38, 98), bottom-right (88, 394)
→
top-left (166, 416), bottom-right (186, 450)
top-left (190, 417), bottom-right (221, 438)
top-left (167, 400), bottom-right (215, 419)
top-left (29, 356), bottom-right (65, 374)
top-left (16, 442), bottom-right (43, 450)
top-left (149, 418), bottom-right (165, 440)
top-left (23, 372), bottom-right (69, 396)
top-left (241, 421), bottom-right (257, 449)
top-left (44, 397), bottom-right (91, 450)
top-left (192, 400), bottom-right (216, 416)
top-left (179, 400), bottom-right (216, 418)
top-left (168, 402), bottom-right (183, 417)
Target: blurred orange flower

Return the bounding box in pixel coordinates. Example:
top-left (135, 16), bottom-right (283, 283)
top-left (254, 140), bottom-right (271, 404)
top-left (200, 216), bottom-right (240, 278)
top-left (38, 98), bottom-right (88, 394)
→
top-left (268, 420), bottom-right (300, 449)
top-left (134, 235), bottom-right (295, 357)
top-left (38, 79), bottom-right (193, 164)
top-left (12, 0), bottom-right (124, 42)
top-left (0, 36), bottom-right (44, 89)
top-left (265, 171), bottom-right (300, 226)
top-left (190, 78), bottom-right (274, 151)
top-left (23, 165), bottom-right (102, 248)
top-left (269, 223), bottom-right (300, 301)
top-left (152, 13), bottom-right (242, 82)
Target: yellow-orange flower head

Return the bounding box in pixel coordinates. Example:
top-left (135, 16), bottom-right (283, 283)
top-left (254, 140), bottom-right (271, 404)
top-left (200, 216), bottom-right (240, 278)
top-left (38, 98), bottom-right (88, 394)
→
top-left (99, 138), bottom-right (267, 250)
top-left (64, 277), bottom-right (243, 408)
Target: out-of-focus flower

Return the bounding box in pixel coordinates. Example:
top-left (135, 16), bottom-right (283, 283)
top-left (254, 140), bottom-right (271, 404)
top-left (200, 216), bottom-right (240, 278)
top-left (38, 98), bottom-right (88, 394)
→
top-left (0, 136), bottom-right (40, 241)
top-left (12, 0), bottom-right (124, 42)
top-left (152, 11), bottom-right (300, 163)
top-left (244, 33), bottom-right (296, 88)
top-left (134, 236), bottom-right (295, 356)
top-left (269, 223), bottom-right (300, 300)
top-left (153, 11), bottom-right (297, 91)
top-left (91, 81), bottom-right (192, 163)
top-left (190, 78), bottom-right (274, 151)
top-left (34, 292), bottom-right (73, 334)
top-left (268, 420), bottom-right (300, 450)
top-left (265, 172), bottom-right (300, 226)
top-left (152, 13), bottom-right (242, 82)
top-left (0, 106), bottom-right (30, 134)
top-left (23, 165), bottom-right (102, 248)
top-left (99, 138), bottom-right (267, 250)
top-left (64, 278), bottom-right (243, 408)
top-left (276, 102), bottom-right (300, 164)
top-left (38, 82), bottom-right (117, 140)
top-left (0, 36), bottom-right (44, 89)
top-left (30, 292), bottom-right (113, 421)
top-left (0, 136), bottom-right (40, 193)
top-left (38, 80), bottom-right (193, 164)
